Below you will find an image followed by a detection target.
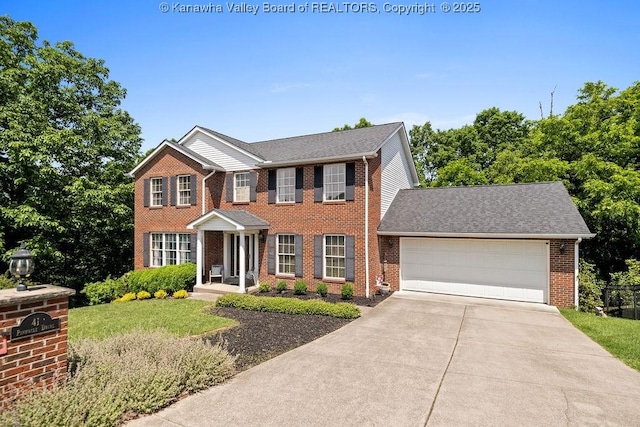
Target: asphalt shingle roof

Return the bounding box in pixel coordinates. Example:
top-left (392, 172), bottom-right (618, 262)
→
top-left (213, 209), bottom-right (269, 228)
top-left (378, 182), bottom-right (593, 237)
top-left (164, 139), bottom-right (223, 170)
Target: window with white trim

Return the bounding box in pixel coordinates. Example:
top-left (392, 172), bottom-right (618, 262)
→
top-left (324, 163), bottom-right (345, 201)
top-left (324, 235), bottom-right (345, 279)
top-left (178, 175), bottom-right (191, 206)
top-left (150, 177), bottom-right (163, 206)
top-left (277, 234), bottom-right (295, 275)
top-left (234, 172), bottom-right (250, 202)
top-left (150, 233), bottom-right (191, 267)
top-left (277, 168), bottom-right (295, 203)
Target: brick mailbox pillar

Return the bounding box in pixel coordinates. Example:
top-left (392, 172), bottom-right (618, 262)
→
top-left (0, 285), bottom-right (75, 410)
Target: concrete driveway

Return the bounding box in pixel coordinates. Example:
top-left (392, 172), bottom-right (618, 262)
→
top-left (130, 292), bottom-right (640, 426)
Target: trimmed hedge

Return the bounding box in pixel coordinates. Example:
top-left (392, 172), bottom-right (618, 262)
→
top-left (215, 294), bottom-right (360, 319)
top-left (83, 277), bottom-right (126, 305)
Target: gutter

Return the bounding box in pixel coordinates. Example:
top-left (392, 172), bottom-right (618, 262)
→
top-left (376, 231), bottom-right (596, 240)
top-left (363, 156), bottom-right (370, 298)
top-left (258, 152), bottom-right (378, 168)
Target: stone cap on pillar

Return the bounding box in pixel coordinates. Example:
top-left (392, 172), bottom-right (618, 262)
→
top-left (0, 285), bottom-right (76, 308)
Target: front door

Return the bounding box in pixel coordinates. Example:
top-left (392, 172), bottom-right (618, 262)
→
top-left (229, 234), bottom-right (253, 277)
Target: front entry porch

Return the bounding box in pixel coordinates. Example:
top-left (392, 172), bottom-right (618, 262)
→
top-left (187, 209), bottom-right (269, 293)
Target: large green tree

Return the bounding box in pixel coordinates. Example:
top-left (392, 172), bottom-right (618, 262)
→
top-left (0, 17), bottom-right (141, 290)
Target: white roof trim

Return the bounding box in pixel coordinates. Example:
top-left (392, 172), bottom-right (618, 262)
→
top-left (373, 123), bottom-right (420, 186)
top-left (180, 126), bottom-right (264, 163)
top-left (128, 140), bottom-right (221, 177)
top-left (187, 210), bottom-right (244, 230)
top-left (378, 231), bottom-right (596, 239)
top-left (257, 152), bottom-right (378, 168)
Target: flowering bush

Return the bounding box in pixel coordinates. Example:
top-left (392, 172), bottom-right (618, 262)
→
top-left (173, 290), bottom-right (189, 299)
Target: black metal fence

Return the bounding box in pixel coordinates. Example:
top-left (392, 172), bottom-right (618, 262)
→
top-left (603, 284), bottom-right (640, 320)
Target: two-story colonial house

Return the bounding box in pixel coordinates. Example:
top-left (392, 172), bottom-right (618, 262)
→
top-left (129, 123), bottom-right (594, 307)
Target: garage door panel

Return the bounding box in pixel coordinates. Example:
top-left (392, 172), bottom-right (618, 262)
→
top-left (400, 238), bottom-right (548, 303)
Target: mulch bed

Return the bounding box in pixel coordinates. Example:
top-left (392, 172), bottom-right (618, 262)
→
top-left (204, 290), bottom-right (393, 371)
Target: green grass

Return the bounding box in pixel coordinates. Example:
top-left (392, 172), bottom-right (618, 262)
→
top-left (560, 308), bottom-right (640, 372)
top-left (69, 299), bottom-right (235, 341)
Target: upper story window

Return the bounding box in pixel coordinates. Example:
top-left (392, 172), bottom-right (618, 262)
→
top-left (277, 168), bottom-right (295, 203)
top-left (177, 175), bottom-right (191, 206)
top-left (234, 172), bottom-right (250, 202)
top-left (324, 163), bottom-right (345, 201)
top-left (150, 177), bottom-right (163, 206)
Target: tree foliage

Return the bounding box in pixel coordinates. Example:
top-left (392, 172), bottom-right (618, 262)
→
top-left (0, 17), bottom-right (141, 290)
top-left (333, 117), bottom-right (373, 132)
top-left (410, 81), bottom-right (640, 279)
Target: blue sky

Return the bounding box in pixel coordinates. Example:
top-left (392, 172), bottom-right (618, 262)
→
top-left (4, 0), bottom-right (639, 152)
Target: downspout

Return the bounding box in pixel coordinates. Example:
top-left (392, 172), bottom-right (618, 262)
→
top-left (574, 238), bottom-right (582, 309)
top-left (202, 171), bottom-right (216, 215)
top-left (199, 171), bottom-right (216, 285)
top-left (363, 156), bottom-right (370, 298)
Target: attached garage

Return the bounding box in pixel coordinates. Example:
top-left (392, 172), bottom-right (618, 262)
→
top-left (378, 182), bottom-right (595, 306)
top-left (400, 237), bottom-right (548, 303)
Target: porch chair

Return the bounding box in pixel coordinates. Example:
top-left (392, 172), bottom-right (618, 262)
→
top-left (209, 265), bottom-right (224, 284)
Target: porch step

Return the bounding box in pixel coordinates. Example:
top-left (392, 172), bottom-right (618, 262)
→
top-left (193, 283), bottom-right (259, 295)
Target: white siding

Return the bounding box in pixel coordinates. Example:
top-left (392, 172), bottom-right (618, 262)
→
top-left (182, 131), bottom-right (259, 171)
top-left (381, 131), bottom-right (413, 219)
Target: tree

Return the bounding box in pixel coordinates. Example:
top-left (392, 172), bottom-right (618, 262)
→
top-left (0, 17), bottom-right (142, 290)
top-left (333, 117), bottom-right (373, 132)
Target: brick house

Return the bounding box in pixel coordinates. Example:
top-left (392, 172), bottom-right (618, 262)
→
top-left (128, 123), bottom-right (594, 306)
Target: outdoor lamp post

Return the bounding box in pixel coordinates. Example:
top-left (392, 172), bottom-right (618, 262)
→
top-left (9, 242), bottom-right (34, 292)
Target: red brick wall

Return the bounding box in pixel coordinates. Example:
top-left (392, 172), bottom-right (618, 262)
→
top-left (383, 237), bottom-right (577, 306)
top-left (1, 296), bottom-right (70, 410)
top-left (134, 146), bottom-right (385, 297)
top-left (549, 239), bottom-right (576, 307)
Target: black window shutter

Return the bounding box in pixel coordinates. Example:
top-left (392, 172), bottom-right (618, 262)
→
top-left (295, 167), bottom-right (304, 203)
top-left (345, 235), bottom-right (355, 281)
top-left (294, 234), bottom-right (303, 277)
top-left (314, 235), bottom-right (323, 278)
top-left (190, 174), bottom-right (197, 205)
top-left (345, 162), bottom-right (355, 201)
top-left (143, 179), bottom-right (150, 207)
top-left (162, 177), bottom-right (168, 206)
top-left (314, 166), bottom-right (323, 202)
top-left (226, 174), bottom-right (233, 202)
top-left (143, 233), bottom-right (150, 267)
top-left (170, 176), bottom-right (177, 206)
top-left (249, 171), bottom-right (257, 202)
top-left (267, 235), bottom-right (275, 275)
top-left (268, 170), bottom-right (276, 204)
top-left (190, 233), bottom-right (197, 264)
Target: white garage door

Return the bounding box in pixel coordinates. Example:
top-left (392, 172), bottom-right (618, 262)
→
top-left (400, 238), bottom-right (548, 303)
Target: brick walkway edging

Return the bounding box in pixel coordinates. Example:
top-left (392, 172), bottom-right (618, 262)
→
top-left (0, 285), bottom-right (75, 410)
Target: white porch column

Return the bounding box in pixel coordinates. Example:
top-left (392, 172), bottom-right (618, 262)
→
top-left (223, 232), bottom-right (228, 280)
top-left (253, 232), bottom-right (260, 275)
top-left (196, 229), bottom-right (204, 286)
top-left (238, 230), bottom-right (246, 293)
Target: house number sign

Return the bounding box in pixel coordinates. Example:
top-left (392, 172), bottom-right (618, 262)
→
top-left (11, 312), bottom-right (60, 341)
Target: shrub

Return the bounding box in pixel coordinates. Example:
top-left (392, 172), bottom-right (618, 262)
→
top-left (316, 282), bottom-right (328, 297)
top-left (216, 294), bottom-right (360, 319)
top-left (0, 273), bottom-right (16, 290)
top-left (173, 290), bottom-right (189, 299)
top-left (137, 291), bottom-right (151, 300)
top-left (276, 281), bottom-right (287, 292)
top-left (127, 263), bottom-right (197, 295)
top-left (293, 280), bottom-right (307, 295)
top-left (341, 283), bottom-right (354, 300)
top-left (82, 277), bottom-right (127, 305)
top-left (154, 289), bottom-right (168, 299)
top-left (113, 292), bottom-right (136, 303)
top-left (258, 282), bottom-right (271, 293)
top-left (578, 260), bottom-right (604, 313)
top-left (0, 330), bottom-right (235, 427)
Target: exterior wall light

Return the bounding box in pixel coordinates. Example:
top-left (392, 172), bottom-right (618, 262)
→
top-left (9, 242), bottom-right (35, 292)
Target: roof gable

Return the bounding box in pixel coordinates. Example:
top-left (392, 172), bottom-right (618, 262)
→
top-left (378, 182), bottom-right (594, 238)
top-left (179, 127), bottom-right (263, 171)
top-left (128, 139), bottom-right (222, 177)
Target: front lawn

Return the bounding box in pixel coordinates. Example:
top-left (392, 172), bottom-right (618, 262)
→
top-left (560, 308), bottom-right (640, 372)
top-left (69, 299), bottom-right (235, 340)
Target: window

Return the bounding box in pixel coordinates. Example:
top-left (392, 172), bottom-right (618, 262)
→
top-left (178, 175), bottom-right (191, 206)
top-left (234, 172), bottom-right (250, 202)
top-left (277, 168), bottom-right (295, 203)
top-left (277, 234), bottom-right (295, 275)
top-left (324, 235), bottom-right (345, 279)
top-left (324, 163), bottom-right (345, 201)
top-left (150, 233), bottom-right (191, 267)
top-left (150, 177), bottom-right (163, 206)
